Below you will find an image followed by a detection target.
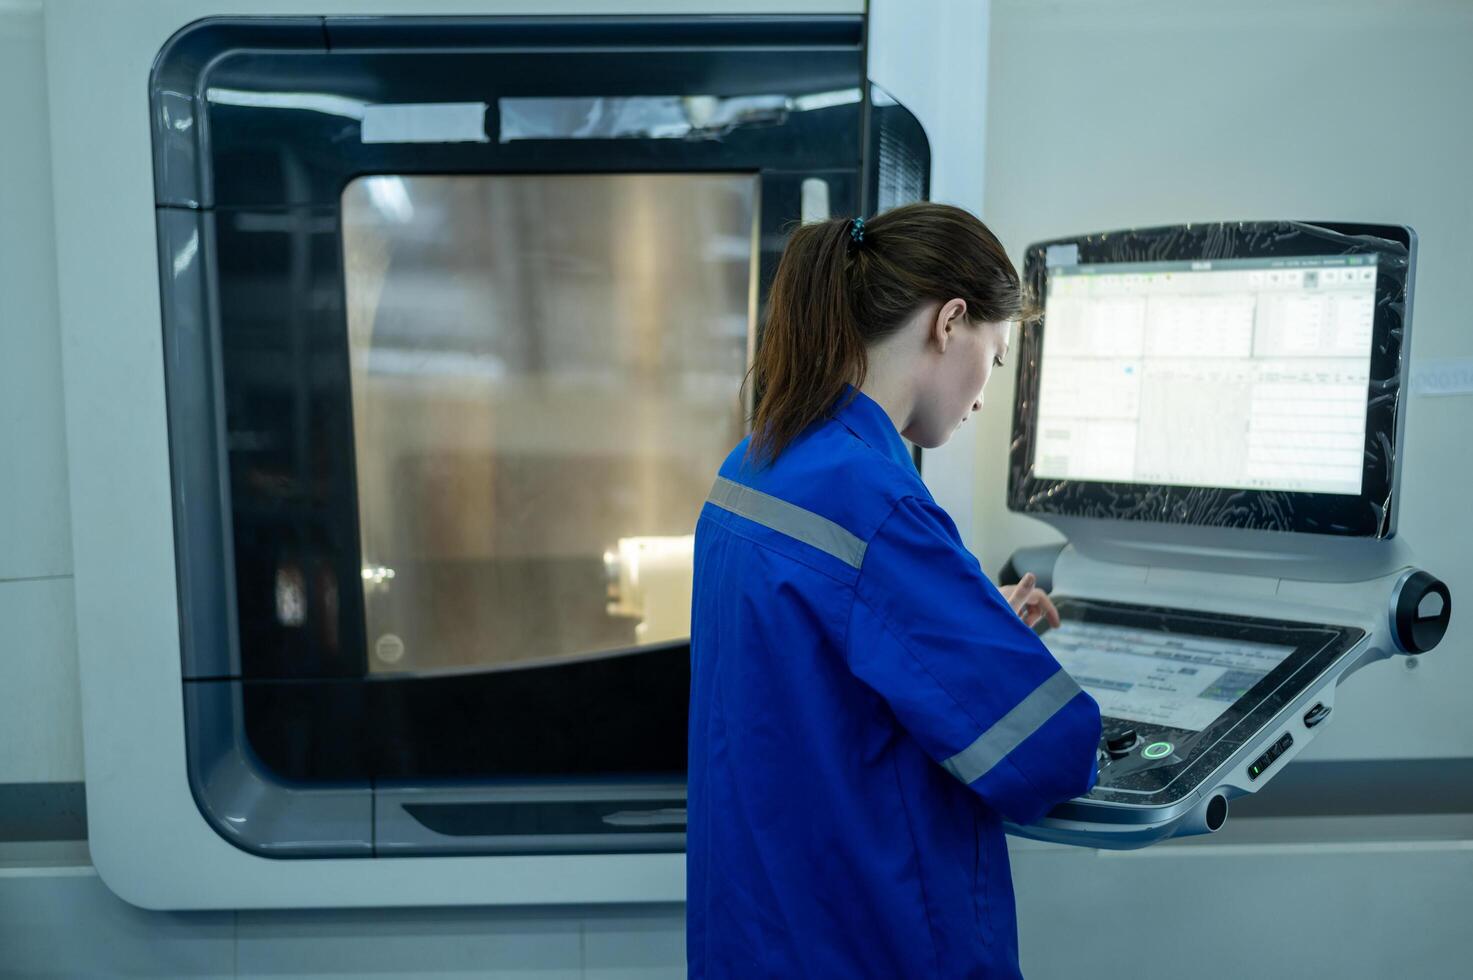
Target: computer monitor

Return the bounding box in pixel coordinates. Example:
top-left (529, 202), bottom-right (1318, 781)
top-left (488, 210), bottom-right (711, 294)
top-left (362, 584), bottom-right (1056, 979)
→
top-left (1008, 222), bottom-right (1414, 537)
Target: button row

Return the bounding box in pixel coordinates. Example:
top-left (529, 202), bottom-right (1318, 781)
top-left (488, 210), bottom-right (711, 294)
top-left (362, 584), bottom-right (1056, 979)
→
top-left (1248, 732), bottom-right (1294, 781)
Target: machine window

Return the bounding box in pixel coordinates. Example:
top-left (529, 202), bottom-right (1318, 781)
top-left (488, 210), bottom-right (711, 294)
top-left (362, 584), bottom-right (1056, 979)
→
top-left (341, 173), bottom-right (756, 674)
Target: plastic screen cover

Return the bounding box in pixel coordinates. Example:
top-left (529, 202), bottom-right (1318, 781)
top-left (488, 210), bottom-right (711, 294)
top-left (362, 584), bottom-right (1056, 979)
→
top-left (1008, 221), bottom-right (1411, 538)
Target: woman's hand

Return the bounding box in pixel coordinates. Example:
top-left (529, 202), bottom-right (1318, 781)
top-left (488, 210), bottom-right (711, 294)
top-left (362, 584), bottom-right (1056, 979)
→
top-left (998, 572), bottom-right (1061, 631)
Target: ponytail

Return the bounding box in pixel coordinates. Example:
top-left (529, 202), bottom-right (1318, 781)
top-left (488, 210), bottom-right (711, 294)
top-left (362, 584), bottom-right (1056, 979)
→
top-left (746, 219), bottom-right (867, 467)
top-left (746, 202), bottom-right (1023, 466)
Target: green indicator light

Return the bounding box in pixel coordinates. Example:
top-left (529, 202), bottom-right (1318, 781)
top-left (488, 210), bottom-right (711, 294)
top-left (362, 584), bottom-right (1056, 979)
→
top-left (1142, 741), bottom-right (1173, 760)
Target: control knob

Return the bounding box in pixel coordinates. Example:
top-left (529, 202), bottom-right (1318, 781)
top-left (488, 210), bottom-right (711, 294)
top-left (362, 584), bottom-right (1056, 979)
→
top-left (1104, 729), bottom-right (1139, 759)
top-left (1391, 569), bottom-right (1452, 654)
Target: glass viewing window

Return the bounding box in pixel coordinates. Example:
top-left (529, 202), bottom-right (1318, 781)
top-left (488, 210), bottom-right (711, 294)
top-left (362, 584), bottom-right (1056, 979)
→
top-left (341, 173), bottom-right (757, 675)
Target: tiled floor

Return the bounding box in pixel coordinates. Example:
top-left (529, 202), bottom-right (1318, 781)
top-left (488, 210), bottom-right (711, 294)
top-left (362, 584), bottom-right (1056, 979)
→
top-left (3, 829), bottom-right (1472, 978)
top-left (0, 848), bottom-right (685, 979)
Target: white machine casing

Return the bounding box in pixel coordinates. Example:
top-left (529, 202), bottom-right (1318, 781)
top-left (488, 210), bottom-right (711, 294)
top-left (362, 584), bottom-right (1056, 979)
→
top-left (55, 0), bottom-right (969, 911)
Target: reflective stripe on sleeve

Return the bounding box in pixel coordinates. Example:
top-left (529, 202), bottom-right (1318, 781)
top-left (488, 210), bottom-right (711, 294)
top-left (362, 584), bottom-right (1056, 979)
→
top-left (706, 476), bottom-right (867, 569)
top-left (940, 668), bottom-right (1085, 785)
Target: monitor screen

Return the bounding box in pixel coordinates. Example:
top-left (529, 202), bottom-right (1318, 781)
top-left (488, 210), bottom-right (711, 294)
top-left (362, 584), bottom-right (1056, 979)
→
top-left (1033, 255), bottom-right (1377, 496)
top-left (1008, 221), bottom-right (1413, 537)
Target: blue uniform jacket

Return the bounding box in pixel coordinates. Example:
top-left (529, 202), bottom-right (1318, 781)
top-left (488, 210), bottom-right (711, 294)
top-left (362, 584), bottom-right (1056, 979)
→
top-left (687, 387), bottom-right (1101, 978)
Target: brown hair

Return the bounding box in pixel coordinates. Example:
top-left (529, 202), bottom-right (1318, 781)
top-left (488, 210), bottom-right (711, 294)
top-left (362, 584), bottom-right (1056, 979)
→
top-left (746, 202), bottom-right (1025, 466)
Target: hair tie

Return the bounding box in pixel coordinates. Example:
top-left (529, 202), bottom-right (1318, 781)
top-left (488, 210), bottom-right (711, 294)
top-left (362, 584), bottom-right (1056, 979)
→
top-left (849, 217), bottom-right (865, 247)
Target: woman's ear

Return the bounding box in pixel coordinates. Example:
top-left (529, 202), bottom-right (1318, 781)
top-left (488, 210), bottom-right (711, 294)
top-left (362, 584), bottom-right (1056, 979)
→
top-left (932, 298), bottom-right (969, 351)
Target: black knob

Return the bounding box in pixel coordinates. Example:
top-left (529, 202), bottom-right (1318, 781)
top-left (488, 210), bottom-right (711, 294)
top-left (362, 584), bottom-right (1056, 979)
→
top-left (1391, 569), bottom-right (1452, 654)
top-left (1104, 729), bottom-right (1139, 758)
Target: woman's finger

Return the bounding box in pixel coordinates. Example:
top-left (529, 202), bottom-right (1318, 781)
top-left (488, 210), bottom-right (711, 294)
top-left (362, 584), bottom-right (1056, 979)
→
top-left (1032, 590), bottom-right (1061, 630)
top-left (1009, 573), bottom-right (1035, 612)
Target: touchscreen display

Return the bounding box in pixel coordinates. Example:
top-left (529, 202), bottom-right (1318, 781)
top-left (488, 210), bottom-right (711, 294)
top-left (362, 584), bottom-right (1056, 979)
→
top-left (1034, 255), bottom-right (1377, 495)
top-left (1041, 620), bottom-right (1296, 732)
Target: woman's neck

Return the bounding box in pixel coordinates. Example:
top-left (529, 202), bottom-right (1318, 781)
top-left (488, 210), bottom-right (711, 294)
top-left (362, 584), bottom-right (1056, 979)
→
top-left (858, 359), bottom-right (916, 441)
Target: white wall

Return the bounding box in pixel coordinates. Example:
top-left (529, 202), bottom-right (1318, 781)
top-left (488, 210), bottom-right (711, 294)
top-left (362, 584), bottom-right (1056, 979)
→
top-left (0, 0), bottom-right (82, 785)
top-left (972, 0), bottom-right (1473, 761)
top-left (868, 0), bottom-right (993, 544)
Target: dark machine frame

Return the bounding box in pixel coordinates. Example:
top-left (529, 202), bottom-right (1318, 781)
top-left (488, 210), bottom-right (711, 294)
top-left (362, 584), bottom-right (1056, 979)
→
top-left (152, 15), bottom-right (929, 856)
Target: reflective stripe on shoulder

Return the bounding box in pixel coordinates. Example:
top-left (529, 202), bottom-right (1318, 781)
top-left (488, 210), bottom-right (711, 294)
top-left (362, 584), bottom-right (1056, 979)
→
top-left (941, 669), bottom-right (1084, 785)
top-left (706, 476), bottom-right (867, 569)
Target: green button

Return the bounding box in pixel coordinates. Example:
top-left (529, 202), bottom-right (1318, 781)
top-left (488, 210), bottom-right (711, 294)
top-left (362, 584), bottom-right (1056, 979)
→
top-left (1142, 741), bottom-right (1173, 760)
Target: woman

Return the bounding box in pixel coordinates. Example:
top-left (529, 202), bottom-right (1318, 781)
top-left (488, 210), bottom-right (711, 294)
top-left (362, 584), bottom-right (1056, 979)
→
top-left (687, 203), bottom-right (1102, 978)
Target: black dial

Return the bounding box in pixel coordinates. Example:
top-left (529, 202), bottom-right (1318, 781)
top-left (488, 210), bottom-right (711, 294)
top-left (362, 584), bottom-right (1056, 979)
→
top-left (1104, 729), bottom-right (1139, 758)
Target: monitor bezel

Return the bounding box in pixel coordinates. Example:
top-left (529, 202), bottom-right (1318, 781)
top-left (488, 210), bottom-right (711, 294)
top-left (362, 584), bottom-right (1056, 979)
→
top-left (1008, 221), bottom-right (1412, 538)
